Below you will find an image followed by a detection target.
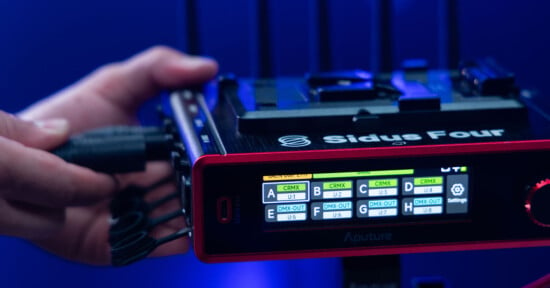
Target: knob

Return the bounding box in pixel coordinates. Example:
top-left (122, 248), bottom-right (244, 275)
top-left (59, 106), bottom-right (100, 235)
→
top-left (525, 179), bottom-right (550, 227)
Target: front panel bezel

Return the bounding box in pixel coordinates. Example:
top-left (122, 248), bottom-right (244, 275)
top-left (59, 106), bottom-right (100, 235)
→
top-left (192, 140), bottom-right (550, 262)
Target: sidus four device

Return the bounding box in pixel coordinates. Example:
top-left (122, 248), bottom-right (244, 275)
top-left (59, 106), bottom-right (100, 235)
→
top-left (53, 59), bottom-right (550, 265)
top-left (168, 59), bottom-right (550, 263)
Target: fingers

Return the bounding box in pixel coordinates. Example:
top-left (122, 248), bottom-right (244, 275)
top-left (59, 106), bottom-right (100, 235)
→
top-left (0, 198), bottom-right (65, 239)
top-left (115, 162), bottom-right (174, 190)
top-left (95, 46), bottom-right (218, 112)
top-left (0, 110), bottom-right (116, 244)
top-left (0, 137), bottom-right (117, 208)
top-left (1, 46), bottom-right (209, 264)
top-left (0, 110), bottom-right (115, 206)
top-left (19, 46), bottom-right (218, 134)
top-left (148, 226), bottom-right (190, 258)
top-left (115, 162), bottom-right (189, 256)
top-left (0, 110), bottom-right (69, 150)
top-left (32, 205), bottom-right (114, 265)
top-left (112, 162), bottom-right (189, 258)
top-left (32, 168), bottom-right (188, 265)
top-left (146, 185), bottom-right (190, 257)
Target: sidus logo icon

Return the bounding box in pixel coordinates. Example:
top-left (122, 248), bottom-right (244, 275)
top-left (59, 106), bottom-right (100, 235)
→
top-left (278, 135), bottom-right (312, 148)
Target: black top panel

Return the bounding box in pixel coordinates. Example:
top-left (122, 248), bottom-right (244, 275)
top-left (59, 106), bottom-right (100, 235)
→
top-left (218, 61), bottom-right (527, 134)
top-left (171, 60), bottom-right (550, 156)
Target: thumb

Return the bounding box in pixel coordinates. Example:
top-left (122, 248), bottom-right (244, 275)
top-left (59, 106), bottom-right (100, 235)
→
top-left (0, 110), bottom-right (69, 150)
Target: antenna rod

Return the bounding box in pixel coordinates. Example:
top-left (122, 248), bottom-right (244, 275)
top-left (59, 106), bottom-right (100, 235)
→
top-left (257, 0), bottom-right (272, 77)
top-left (184, 0), bottom-right (201, 55)
top-left (370, 0), bottom-right (393, 73)
top-left (317, 0), bottom-right (332, 71)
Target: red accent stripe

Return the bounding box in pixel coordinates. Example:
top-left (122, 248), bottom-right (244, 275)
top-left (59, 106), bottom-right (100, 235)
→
top-left (197, 239), bottom-right (550, 263)
top-left (523, 273), bottom-right (550, 288)
top-left (196, 140), bottom-right (550, 165)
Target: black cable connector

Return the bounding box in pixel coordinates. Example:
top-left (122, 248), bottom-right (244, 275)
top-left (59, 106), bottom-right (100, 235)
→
top-left (52, 126), bottom-right (173, 174)
top-left (53, 125), bottom-right (189, 266)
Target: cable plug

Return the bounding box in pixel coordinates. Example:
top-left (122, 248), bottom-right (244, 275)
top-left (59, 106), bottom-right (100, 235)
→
top-left (52, 126), bottom-right (173, 173)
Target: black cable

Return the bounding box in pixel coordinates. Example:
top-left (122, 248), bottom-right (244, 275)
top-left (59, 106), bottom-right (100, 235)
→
top-left (52, 125), bottom-right (190, 266)
top-left (109, 208), bottom-right (185, 244)
top-left (52, 126), bottom-right (173, 173)
top-left (111, 227), bottom-right (192, 266)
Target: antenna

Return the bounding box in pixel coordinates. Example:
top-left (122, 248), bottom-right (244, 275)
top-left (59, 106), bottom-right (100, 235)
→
top-left (308, 0), bottom-right (332, 73)
top-left (317, 0), bottom-right (332, 72)
top-left (370, 0), bottom-right (394, 73)
top-left (183, 0), bottom-right (200, 55)
top-left (439, 0), bottom-right (460, 68)
top-left (253, 0), bottom-right (273, 77)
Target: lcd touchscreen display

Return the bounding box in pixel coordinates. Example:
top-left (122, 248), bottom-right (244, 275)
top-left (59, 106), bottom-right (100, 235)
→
top-left (262, 166), bottom-right (469, 224)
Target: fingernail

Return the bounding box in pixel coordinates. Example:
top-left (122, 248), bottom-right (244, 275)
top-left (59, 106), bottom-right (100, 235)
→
top-left (34, 118), bottom-right (69, 135)
top-left (179, 56), bottom-right (216, 69)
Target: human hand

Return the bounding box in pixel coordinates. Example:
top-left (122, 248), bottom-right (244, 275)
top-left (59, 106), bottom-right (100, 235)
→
top-left (6, 46), bottom-right (218, 265)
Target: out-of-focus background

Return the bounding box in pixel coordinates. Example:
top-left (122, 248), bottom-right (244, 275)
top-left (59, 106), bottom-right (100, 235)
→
top-left (0, 1), bottom-right (549, 287)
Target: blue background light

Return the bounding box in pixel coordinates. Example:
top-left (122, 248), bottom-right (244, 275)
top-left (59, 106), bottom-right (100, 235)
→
top-left (1, 1), bottom-right (549, 287)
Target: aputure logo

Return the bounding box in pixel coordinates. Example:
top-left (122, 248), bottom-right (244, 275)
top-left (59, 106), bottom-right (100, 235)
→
top-left (278, 135), bottom-right (311, 148)
top-left (343, 232), bottom-right (393, 243)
